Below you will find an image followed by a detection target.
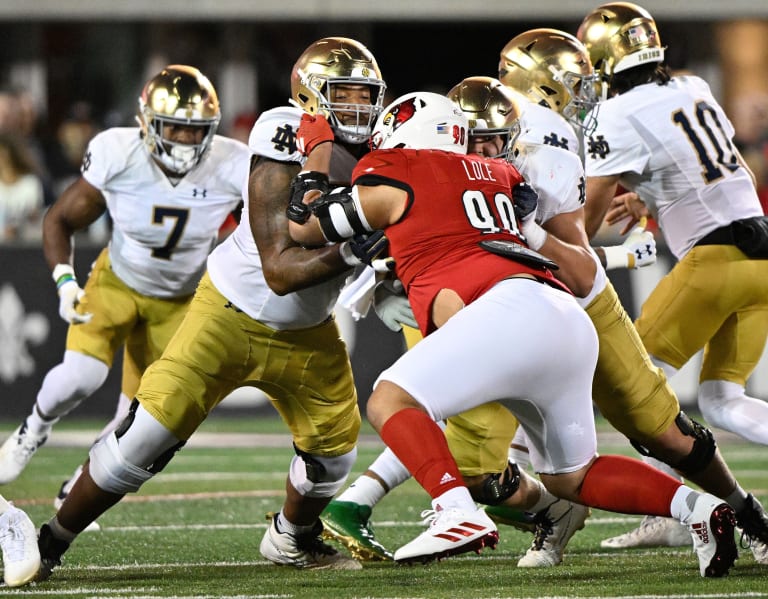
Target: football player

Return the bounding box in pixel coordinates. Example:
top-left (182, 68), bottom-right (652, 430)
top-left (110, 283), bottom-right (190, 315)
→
top-left (578, 2), bottom-right (768, 563)
top-left (0, 65), bottom-right (248, 498)
top-left (31, 38), bottom-right (389, 582)
top-left (289, 91), bottom-right (739, 577)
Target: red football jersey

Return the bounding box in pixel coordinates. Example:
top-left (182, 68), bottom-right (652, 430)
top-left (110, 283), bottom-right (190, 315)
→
top-left (352, 148), bottom-right (564, 335)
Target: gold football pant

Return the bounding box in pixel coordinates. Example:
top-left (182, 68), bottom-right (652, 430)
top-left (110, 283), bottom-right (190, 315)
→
top-left (66, 248), bottom-right (191, 399)
top-left (136, 272), bottom-right (360, 457)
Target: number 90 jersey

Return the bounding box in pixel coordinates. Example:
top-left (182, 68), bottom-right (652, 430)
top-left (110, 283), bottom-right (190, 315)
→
top-left (353, 148), bottom-right (565, 335)
top-left (82, 128), bottom-right (249, 298)
top-left (584, 75), bottom-right (763, 260)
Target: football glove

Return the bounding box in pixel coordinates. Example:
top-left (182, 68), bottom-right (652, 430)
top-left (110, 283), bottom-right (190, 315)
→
top-left (512, 182), bottom-right (547, 250)
top-left (339, 231), bottom-right (391, 269)
top-left (53, 264), bottom-right (93, 324)
top-left (287, 170), bottom-right (329, 224)
top-left (373, 279), bottom-right (417, 332)
top-left (602, 217), bottom-right (657, 269)
top-left (296, 113), bottom-right (334, 156)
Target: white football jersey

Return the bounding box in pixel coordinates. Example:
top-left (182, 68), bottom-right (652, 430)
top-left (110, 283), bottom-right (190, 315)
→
top-left (513, 99), bottom-right (605, 307)
top-left (584, 75), bottom-right (762, 259)
top-left (207, 106), bottom-right (351, 329)
top-left (82, 128), bottom-right (248, 298)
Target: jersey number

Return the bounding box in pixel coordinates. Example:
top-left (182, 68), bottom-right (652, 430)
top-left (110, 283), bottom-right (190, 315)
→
top-left (672, 101), bottom-right (739, 184)
top-left (151, 207), bottom-right (190, 260)
top-left (461, 190), bottom-right (523, 237)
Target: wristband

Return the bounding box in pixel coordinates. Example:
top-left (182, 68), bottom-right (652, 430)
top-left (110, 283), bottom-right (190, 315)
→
top-left (601, 245), bottom-right (630, 270)
top-left (338, 242), bottom-right (360, 266)
top-left (521, 221), bottom-right (548, 251)
top-left (52, 263), bottom-right (77, 289)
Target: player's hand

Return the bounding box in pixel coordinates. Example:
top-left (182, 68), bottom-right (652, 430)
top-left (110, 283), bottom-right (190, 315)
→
top-left (373, 279), bottom-right (417, 332)
top-left (287, 170), bottom-right (329, 224)
top-left (605, 191), bottom-right (650, 234)
top-left (339, 230), bottom-right (390, 267)
top-left (512, 182), bottom-right (539, 223)
top-left (53, 264), bottom-right (93, 324)
top-left (296, 113), bottom-right (334, 156)
top-left (602, 217), bottom-right (656, 270)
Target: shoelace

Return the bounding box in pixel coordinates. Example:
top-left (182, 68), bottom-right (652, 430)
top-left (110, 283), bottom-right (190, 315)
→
top-left (419, 509), bottom-right (439, 527)
top-left (296, 534), bottom-right (337, 557)
top-left (0, 522), bottom-right (29, 562)
top-left (530, 516), bottom-right (555, 551)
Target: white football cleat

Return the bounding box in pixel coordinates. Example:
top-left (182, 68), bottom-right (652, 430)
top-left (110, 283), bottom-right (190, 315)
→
top-left (0, 506), bottom-right (41, 587)
top-left (394, 507), bottom-right (498, 564)
top-left (684, 493), bottom-right (737, 577)
top-left (260, 514), bottom-right (361, 570)
top-left (0, 422), bottom-right (48, 484)
top-left (518, 499), bottom-right (590, 567)
top-left (601, 515), bottom-right (691, 549)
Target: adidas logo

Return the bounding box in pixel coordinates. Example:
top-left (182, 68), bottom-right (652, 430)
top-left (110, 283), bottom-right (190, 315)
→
top-left (440, 472), bottom-right (456, 485)
top-left (691, 521), bottom-right (710, 543)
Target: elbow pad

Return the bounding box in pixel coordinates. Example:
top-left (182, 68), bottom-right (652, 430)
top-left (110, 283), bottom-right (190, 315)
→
top-left (311, 186), bottom-right (373, 242)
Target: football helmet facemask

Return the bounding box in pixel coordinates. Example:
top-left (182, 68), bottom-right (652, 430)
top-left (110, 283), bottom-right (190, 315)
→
top-left (137, 65), bottom-right (220, 176)
top-left (446, 76), bottom-right (522, 160)
top-left (291, 37), bottom-right (386, 145)
top-left (577, 2), bottom-right (665, 96)
top-left (371, 91), bottom-right (468, 155)
top-left (498, 28), bottom-right (598, 130)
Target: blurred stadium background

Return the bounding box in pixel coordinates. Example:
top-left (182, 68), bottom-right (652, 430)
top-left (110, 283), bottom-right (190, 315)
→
top-left (0, 0), bottom-right (767, 420)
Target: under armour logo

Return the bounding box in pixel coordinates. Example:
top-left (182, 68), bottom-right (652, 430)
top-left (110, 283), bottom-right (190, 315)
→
top-left (272, 124), bottom-right (297, 154)
top-left (635, 244), bottom-right (653, 260)
top-left (81, 151), bottom-right (92, 172)
top-left (587, 135), bottom-right (611, 159)
top-left (192, 188), bottom-right (207, 198)
top-left (543, 132), bottom-right (569, 149)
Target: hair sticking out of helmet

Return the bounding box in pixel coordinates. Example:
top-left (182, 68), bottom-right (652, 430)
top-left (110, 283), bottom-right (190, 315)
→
top-left (290, 37), bottom-right (387, 145)
top-left (498, 28), bottom-right (599, 131)
top-left (577, 2), bottom-right (665, 96)
top-left (447, 76), bottom-right (522, 161)
top-left (137, 64), bottom-right (221, 176)
top-left (370, 92), bottom-right (468, 155)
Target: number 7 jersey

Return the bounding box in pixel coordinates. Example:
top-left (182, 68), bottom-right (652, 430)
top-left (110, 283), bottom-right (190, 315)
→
top-left (584, 75), bottom-right (762, 260)
top-left (82, 128), bottom-right (249, 298)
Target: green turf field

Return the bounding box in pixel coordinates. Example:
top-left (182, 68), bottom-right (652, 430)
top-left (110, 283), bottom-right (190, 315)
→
top-left (0, 416), bottom-right (765, 598)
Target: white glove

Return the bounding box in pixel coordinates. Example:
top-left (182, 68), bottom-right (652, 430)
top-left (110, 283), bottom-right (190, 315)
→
top-left (373, 280), bottom-right (417, 332)
top-left (53, 264), bottom-right (93, 324)
top-left (602, 218), bottom-right (657, 270)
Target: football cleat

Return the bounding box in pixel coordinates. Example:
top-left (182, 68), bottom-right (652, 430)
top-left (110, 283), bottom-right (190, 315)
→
top-left (320, 500), bottom-right (393, 561)
top-left (35, 523), bottom-right (70, 582)
top-left (260, 514), bottom-right (362, 570)
top-left (684, 493), bottom-right (738, 577)
top-left (517, 499), bottom-right (590, 567)
top-left (600, 515), bottom-right (691, 549)
top-left (393, 507), bottom-right (498, 564)
top-left (0, 421), bottom-right (48, 484)
top-left (483, 504), bottom-right (537, 534)
top-left (0, 506), bottom-right (41, 587)
top-left (735, 493), bottom-right (768, 546)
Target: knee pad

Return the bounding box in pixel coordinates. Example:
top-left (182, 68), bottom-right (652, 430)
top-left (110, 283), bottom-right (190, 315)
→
top-left (288, 445), bottom-right (357, 498)
top-left (90, 401), bottom-right (185, 494)
top-left (630, 410), bottom-right (716, 476)
top-left (476, 461), bottom-right (521, 506)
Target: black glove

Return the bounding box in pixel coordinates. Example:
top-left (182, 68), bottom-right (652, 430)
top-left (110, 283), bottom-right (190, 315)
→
top-left (512, 182), bottom-right (539, 222)
top-left (287, 171), bottom-right (329, 224)
top-left (339, 230), bottom-right (389, 267)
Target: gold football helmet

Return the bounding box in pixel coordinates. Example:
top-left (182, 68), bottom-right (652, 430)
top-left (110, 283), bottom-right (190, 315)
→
top-left (137, 65), bottom-right (220, 175)
top-left (577, 2), bottom-right (664, 85)
top-left (498, 28), bottom-right (598, 128)
top-left (446, 76), bottom-right (522, 159)
top-left (291, 37), bottom-right (386, 144)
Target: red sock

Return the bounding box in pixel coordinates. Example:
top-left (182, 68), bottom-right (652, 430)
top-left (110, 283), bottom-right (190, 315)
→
top-left (578, 455), bottom-right (682, 515)
top-left (379, 408), bottom-right (463, 498)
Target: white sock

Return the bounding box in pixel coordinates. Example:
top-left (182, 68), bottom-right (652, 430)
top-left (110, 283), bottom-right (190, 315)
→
top-left (525, 478), bottom-right (560, 513)
top-left (276, 511), bottom-right (314, 536)
top-left (432, 486), bottom-right (476, 512)
top-left (26, 403), bottom-right (58, 436)
top-left (670, 486), bottom-right (698, 524)
top-left (335, 474), bottom-right (387, 508)
top-left (699, 380), bottom-right (768, 444)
